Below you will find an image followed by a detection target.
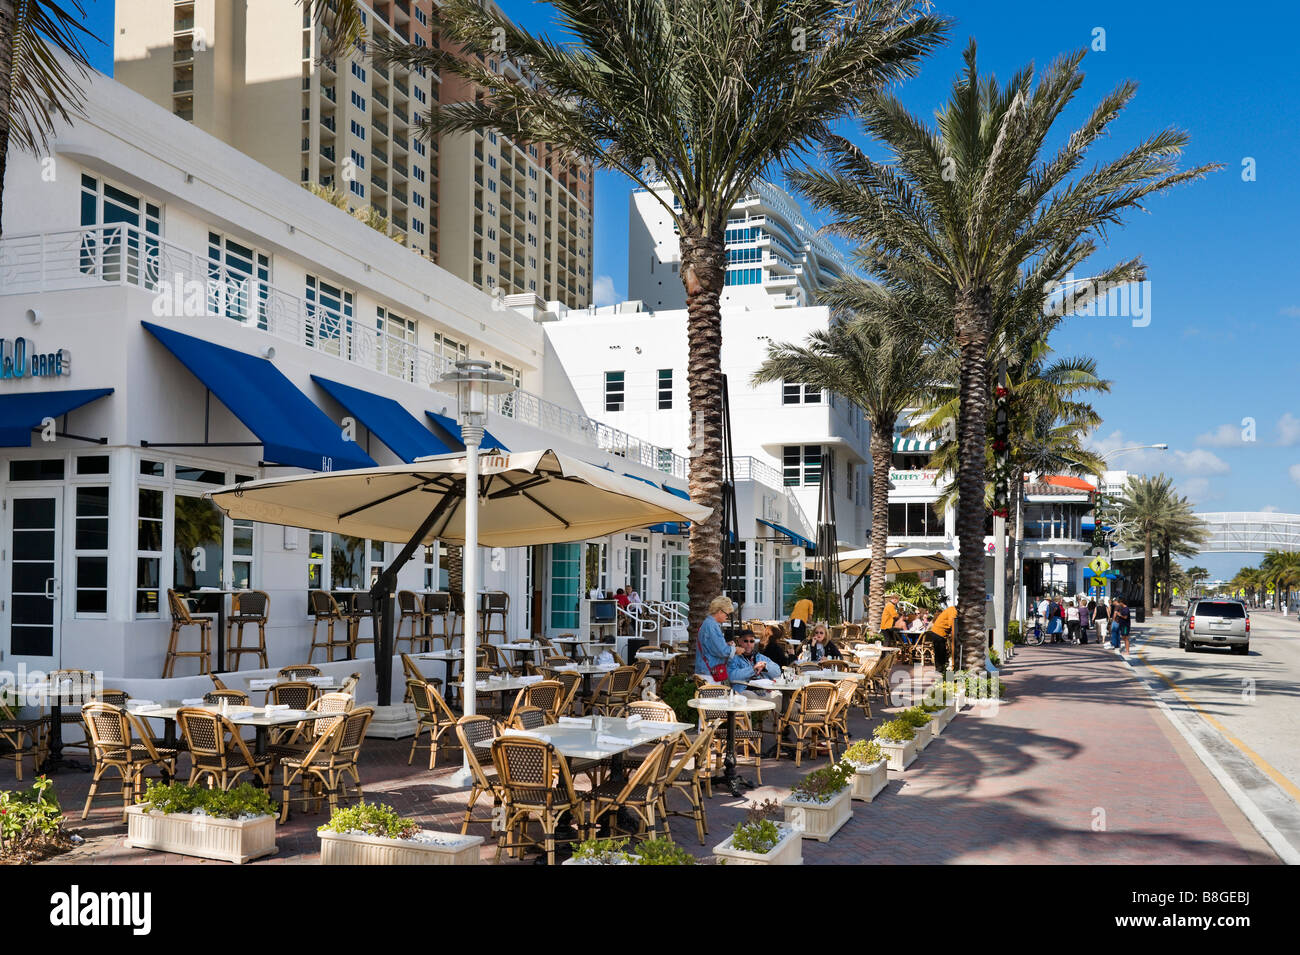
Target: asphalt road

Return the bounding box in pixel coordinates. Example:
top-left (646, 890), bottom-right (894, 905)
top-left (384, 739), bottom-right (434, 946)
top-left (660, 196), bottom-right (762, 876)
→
top-left (1126, 609), bottom-right (1300, 861)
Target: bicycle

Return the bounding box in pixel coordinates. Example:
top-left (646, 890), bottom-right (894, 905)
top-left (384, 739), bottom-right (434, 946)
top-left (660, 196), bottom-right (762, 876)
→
top-left (1023, 615), bottom-right (1045, 646)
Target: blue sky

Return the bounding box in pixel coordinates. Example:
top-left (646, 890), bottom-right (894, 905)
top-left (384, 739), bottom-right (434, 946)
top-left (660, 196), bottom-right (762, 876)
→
top-left (77, 0), bottom-right (1298, 578)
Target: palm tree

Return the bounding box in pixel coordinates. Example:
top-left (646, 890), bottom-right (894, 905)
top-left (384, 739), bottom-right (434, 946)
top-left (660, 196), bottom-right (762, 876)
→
top-left (1186, 565), bottom-right (1209, 595)
top-left (1261, 551), bottom-right (1300, 612)
top-left (790, 42), bottom-right (1218, 666)
top-left (1114, 473), bottom-right (1176, 617)
top-left (371, 0), bottom-right (950, 638)
top-left (0, 0), bottom-right (94, 238)
top-left (752, 311), bottom-right (930, 631)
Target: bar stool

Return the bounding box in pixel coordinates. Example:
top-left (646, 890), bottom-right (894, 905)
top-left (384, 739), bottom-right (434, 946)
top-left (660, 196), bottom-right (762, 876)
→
top-left (164, 590), bottom-right (213, 677)
top-left (424, 592), bottom-right (454, 648)
top-left (480, 591), bottom-right (509, 644)
top-left (227, 590), bottom-right (270, 670)
top-left (307, 590), bottom-right (351, 663)
top-left (396, 591), bottom-right (430, 652)
top-left (348, 592), bottom-right (376, 658)
top-left (448, 591), bottom-right (465, 643)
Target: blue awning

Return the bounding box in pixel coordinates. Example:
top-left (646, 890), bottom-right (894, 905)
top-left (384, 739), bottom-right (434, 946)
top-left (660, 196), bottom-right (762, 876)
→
top-left (143, 322), bottom-right (375, 471)
top-left (425, 410), bottom-right (509, 453)
top-left (650, 483), bottom-right (692, 534)
top-left (661, 483), bottom-right (690, 500)
top-left (619, 474), bottom-right (683, 534)
top-left (312, 375), bottom-right (455, 463)
top-left (757, 518), bottom-right (814, 552)
top-left (0, 388), bottom-right (113, 447)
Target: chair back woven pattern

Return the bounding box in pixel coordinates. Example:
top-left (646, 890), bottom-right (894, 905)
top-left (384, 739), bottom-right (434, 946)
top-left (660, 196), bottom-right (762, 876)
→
top-left (279, 664), bottom-right (321, 680)
top-left (457, 716), bottom-right (498, 788)
top-left (83, 703), bottom-right (130, 755)
top-left (232, 591), bottom-right (269, 618)
top-left (272, 681), bottom-right (316, 710)
top-left (626, 700), bottom-right (676, 722)
top-left (308, 590), bottom-right (341, 618)
top-left (204, 690), bottom-right (249, 706)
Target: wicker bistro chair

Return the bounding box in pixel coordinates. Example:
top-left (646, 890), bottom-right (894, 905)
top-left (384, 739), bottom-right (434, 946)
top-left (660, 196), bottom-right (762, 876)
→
top-left (339, 673), bottom-right (361, 696)
top-left (203, 689), bottom-right (251, 706)
top-left (422, 592), bottom-right (455, 648)
top-left (505, 680), bottom-right (565, 726)
top-left (278, 664), bottom-right (321, 681)
top-left (455, 716), bottom-right (503, 834)
top-left (97, 689), bottom-right (130, 707)
top-left (396, 590), bottom-right (431, 653)
top-left (307, 590), bottom-right (352, 663)
top-left (46, 669), bottom-right (99, 758)
top-left (406, 680), bottom-right (460, 770)
top-left (829, 678), bottom-right (859, 746)
top-left (490, 736), bottom-right (584, 866)
top-left (585, 739), bottom-right (678, 842)
top-left (1, 695), bottom-right (47, 781)
top-left (625, 700), bottom-right (678, 723)
top-left (269, 692), bottom-right (355, 759)
top-left (589, 665), bottom-right (638, 716)
top-left (864, 648), bottom-right (900, 703)
top-left (400, 654), bottom-right (443, 703)
top-left (226, 590), bottom-right (270, 670)
top-left (277, 707), bottom-right (374, 823)
top-left (776, 682), bottom-right (841, 767)
top-left (163, 590), bottom-right (213, 677)
top-left (554, 671), bottom-right (583, 718)
top-left (507, 706), bottom-right (550, 732)
top-left (176, 707), bottom-right (272, 790)
top-left (480, 591), bottom-right (510, 644)
top-left (81, 703), bottom-right (178, 822)
top-left (271, 681), bottom-right (317, 711)
top-left (661, 721), bottom-right (718, 844)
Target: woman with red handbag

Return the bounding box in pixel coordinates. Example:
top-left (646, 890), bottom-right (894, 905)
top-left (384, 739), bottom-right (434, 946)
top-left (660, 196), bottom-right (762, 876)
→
top-left (695, 595), bottom-right (736, 683)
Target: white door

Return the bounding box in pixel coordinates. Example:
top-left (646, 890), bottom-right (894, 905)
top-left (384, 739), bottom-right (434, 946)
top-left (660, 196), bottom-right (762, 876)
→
top-left (2, 490), bottom-right (63, 672)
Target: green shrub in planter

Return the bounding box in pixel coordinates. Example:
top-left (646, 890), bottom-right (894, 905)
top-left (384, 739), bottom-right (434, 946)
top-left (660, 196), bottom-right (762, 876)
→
top-left (842, 739), bottom-right (884, 766)
top-left (873, 718), bottom-right (916, 742)
top-left (1008, 620), bottom-right (1022, 644)
top-left (318, 801), bottom-right (419, 840)
top-left (634, 838), bottom-right (696, 865)
top-left (142, 781), bottom-right (277, 819)
top-left (573, 837), bottom-right (634, 864)
top-left (790, 763), bottom-right (852, 803)
top-left (898, 706), bottom-right (932, 728)
top-left (659, 675), bottom-right (696, 724)
top-left (730, 819), bottom-right (782, 854)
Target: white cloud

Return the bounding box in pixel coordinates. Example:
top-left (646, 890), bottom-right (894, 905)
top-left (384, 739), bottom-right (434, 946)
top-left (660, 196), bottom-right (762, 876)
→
top-left (1261, 504), bottom-right (1280, 512)
top-left (1173, 448), bottom-right (1231, 475)
top-left (1084, 430), bottom-right (1170, 472)
top-left (1196, 423), bottom-right (1243, 447)
top-left (1181, 477), bottom-right (1211, 504)
top-left (1290, 464), bottom-right (1300, 488)
top-left (592, 275), bottom-right (617, 307)
top-left (1281, 306), bottom-right (1300, 317)
top-left (1277, 412), bottom-right (1300, 447)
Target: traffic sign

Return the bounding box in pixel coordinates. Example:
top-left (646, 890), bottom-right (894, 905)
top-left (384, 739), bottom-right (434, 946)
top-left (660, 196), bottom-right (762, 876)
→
top-left (1088, 556), bottom-right (1110, 576)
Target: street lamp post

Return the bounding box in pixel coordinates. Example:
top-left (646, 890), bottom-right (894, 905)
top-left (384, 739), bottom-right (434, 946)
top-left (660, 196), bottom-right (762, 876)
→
top-left (1096, 443), bottom-right (1165, 605)
top-left (436, 359), bottom-right (509, 786)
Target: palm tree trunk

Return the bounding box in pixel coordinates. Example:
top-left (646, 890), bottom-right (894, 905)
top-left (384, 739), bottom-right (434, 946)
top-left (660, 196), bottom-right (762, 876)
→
top-left (1010, 472), bottom-right (1025, 620)
top-left (679, 223), bottom-right (727, 644)
top-left (446, 544), bottom-right (463, 592)
top-left (868, 415), bottom-right (894, 633)
top-left (954, 283), bottom-right (992, 668)
top-left (0, 0), bottom-right (15, 239)
top-left (1003, 468), bottom-right (1019, 628)
top-left (1143, 528), bottom-right (1153, 617)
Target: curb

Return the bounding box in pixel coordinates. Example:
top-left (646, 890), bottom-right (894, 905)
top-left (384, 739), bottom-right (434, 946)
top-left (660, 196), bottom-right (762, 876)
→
top-left (1118, 628), bottom-right (1299, 865)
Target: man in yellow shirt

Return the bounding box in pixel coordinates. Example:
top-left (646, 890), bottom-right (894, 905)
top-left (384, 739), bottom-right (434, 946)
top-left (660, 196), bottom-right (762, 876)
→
top-left (789, 597), bottom-right (814, 642)
top-left (924, 603), bottom-right (957, 671)
top-left (880, 593), bottom-right (902, 646)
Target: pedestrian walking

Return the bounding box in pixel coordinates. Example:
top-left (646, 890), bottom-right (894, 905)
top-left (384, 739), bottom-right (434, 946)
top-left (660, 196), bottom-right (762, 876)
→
top-left (1118, 598), bottom-right (1132, 651)
top-left (1079, 599), bottom-right (1092, 644)
top-left (1066, 600), bottom-right (1081, 643)
top-left (1109, 599), bottom-right (1128, 652)
top-left (1047, 598), bottom-right (1064, 643)
top-left (1094, 598), bottom-right (1110, 643)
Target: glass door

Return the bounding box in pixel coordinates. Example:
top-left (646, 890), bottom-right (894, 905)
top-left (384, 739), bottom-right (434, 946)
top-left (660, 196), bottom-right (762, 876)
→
top-left (2, 491), bottom-right (63, 671)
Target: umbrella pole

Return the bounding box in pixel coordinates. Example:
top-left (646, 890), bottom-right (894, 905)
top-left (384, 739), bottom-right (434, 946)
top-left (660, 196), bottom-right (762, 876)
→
top-left (370, 493), bottom-right (459, 707)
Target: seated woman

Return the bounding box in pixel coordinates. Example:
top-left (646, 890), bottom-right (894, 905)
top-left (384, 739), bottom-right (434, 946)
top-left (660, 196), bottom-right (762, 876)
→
top-left (761, 623), bottom-right (793, 668)
top-left (908, 612), bottom-right (930, 634)
top-left (801, 623), bottom-right (842, 662)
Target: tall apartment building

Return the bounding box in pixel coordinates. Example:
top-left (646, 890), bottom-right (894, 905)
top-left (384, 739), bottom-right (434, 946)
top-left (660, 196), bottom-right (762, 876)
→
top-left (627, 180), bottom-right (849, 310)
top-left (113, 0), bottom-right (594, 307)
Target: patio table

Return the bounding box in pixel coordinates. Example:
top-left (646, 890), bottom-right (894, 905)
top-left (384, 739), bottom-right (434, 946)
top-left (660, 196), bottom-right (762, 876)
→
top-left (550, 635), bottom-right (587, 660)
top-left (136, 704), bottom-right (337, 758)
top-left (551, 662), bottom-right (619, 708)
top-left (18, 679), bottom-right (95, 772)
top-left (474, 715), bottom-right (692, 761)
top-left (414, 649), bottom-right (464, 697)
top-left (687, 695), bottom-right (775, 796)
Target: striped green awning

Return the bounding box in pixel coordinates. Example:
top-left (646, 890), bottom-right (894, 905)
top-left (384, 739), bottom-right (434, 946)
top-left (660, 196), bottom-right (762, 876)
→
top-left (893, 436), bottom-right (938, 453)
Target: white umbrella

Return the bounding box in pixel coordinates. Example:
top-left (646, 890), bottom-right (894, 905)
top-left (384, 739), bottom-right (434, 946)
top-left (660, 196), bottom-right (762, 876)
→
top-left (814, 547), bottom-right (955, 577)
top-left (209, 448), bottom-right (710, 710)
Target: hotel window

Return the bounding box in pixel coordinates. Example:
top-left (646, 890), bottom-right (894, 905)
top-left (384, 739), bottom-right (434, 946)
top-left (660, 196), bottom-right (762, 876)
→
top-left (412, 165), bottom-right (425, 182)
top-left (488, 155), bottom-right (497, 169)
top-left (79, 174), bottom-right (162, 287)
top-left (412, 219), bottom-right (425, 234)
top-left (657, 369), bottom-right (672, 409)
top-left (753, 540), bottom-right (766, 605)
top-left (888, 502), bottom-right (938, 538)
top-left (231, 518), bottom-right (254, 589)
top-left (413, 139), bottom-right (425, 156)
top-left (413, 192), bottom-right (425, 208)
top-left (305, 275), bottom-right (354, 355)
top-left (208, 232), bottom-right (269, 329)
top-left (782, 382), bottom-right (821, 405)
top-left (351, 62), bottom-right (366, 81)
top-left (604, 371), bottom-right (625, 412)
top-left (350, 149), bottom-right (365, 169)
top-left (349, 180), bottom-right (364, 198)
top-left (377, 306), bottom-right (416, 381)
top-left (494, 361), bottom-right (522, 388)
top-left (414, 85), bottom-right (426, 104)
top-left (488, 180), bottom-right (496, 193)
top-left (350, 91), bottom-right (366, 111)
top-left (350, 120), bottom-right (365, 139)
top-left (136, 488), bottom-right (164, 615)
top-left (724, 267), bottom-right (761, 286)
top-left (783, 446), bottom-right (821, 486)
top-left (434, 332), bottom-right (468, 364)
top-left (486, 251), bottom-right (495, 264)
top-left (73, 486), bottom-right (109, 616)
top-left (726, 246), bottom-right (761, 264)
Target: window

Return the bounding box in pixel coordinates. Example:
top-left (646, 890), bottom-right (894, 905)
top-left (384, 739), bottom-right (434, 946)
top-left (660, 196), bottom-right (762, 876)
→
top-left (413, 192), bottom-right (425, 208)
top-left (231, 518), bottom-right (254, 589)
top-left (73, 486), bottom-right (109, 616)
top-left (783, 446), bottom-right (821, 486)
top-left (412, 165), bottom-right (425, 182)
top-left (79, 174), bottom-right (162, 287)
top-left (350, 120), bottom-right (365, 139)
top-left (305, 275), bottom-right (354, 355)
top-left (208, 232), bottom-right (269, 329)
top-left (724, 541), bottom-right (747, 603)
top-left (172, 494), bottom-right (224, 594)
top-left (604, 371), bottom-right (625, 412)
top-left (724, 267), bottom-right (762, 286)
top-left (753, 540), bottom-right (766, 605)
top-left (414, 85), bottom-right (426, 104)
top-left (434, 332), bottom-right (468, 363)
top-left (486, 251), bottom-right (495, 264)
top-left (413, 139), bottom-right (426, 156)
top-left (550, 542), bottom-right (581, 628)
top-left (488, 155), bottom-right (497, 169)
top-left (488, 180), bottom-right (496, 193)
top-left (414, 6), bottom-right (427, 25)
top-left (727, 246), bottom-right (761, 264)
top-left (349, 180), bottom-right (364, 198)
top-left (350, 149), bottom-right (365, 169)
top-left (351, 62), bottom-right (366, 81)
top-left (136, 488), bottom-right (163, 615)
top-left (350, 90), bottom-right (366, 111)
top-left (782, 382), bottom-right (821, 405)
top-left (657, 369), bottom-right (672, 409)
top-left (888, 502), bottom-right (939, 537)
top-left (494, 361), bottom-right (522, 388)
top-left (412, 218), bottom-right (425, 234)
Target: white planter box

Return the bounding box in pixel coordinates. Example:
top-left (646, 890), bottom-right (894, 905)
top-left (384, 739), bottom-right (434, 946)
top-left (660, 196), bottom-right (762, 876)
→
top-left (319, 828), bottom-right (483, 865)
top-left (912, 721), bottom-right (933, 751)
top-left (782, 787), bottom-right (852, 842)
top-left (930, 705), bottom-right (956, 735)
top-left (124, 805), bottom-right (276, 864)
top-left (847, 760), bottom-right (888, 802)
top-left (713, 825), bottom-right (803, 865)
top-left (874, 736), bottom-right (917, 770)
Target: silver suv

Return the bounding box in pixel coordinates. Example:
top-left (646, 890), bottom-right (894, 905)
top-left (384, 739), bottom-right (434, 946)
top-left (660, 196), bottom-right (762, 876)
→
top-left (1180, 599), bottom-right (1250, 654)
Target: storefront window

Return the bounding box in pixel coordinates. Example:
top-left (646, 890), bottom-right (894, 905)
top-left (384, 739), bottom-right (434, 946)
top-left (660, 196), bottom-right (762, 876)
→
top-left (550, 543), bottom-right (581, 628)
top-left (231, 519), bottom-right (254, 589)
top-left (74, 487), bottom-right (109, 615)
top-left (172, 495), bottom-right (224, 593)
top-left (137, 488), bottom-right (163, 614)
top-left (308, 531), bottom-right (326, 589)
top-left (330, 534), bottom-right (367, 589)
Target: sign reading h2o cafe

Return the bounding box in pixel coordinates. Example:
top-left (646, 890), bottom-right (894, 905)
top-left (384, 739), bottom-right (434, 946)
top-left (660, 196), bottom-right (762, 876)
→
top-left (0, 337), bottom-right (71, 380)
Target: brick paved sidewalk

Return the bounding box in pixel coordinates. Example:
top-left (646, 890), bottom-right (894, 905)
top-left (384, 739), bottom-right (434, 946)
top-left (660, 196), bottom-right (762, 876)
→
top-left (35, 637), bottom-right (1276, 864)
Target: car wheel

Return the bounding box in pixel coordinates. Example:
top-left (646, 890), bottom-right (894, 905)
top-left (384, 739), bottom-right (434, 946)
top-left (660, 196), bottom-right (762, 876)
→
top-left (1184, 640), bottom-right (1195, 652)
top-left (1232, 644), bottom-right (1249, 655)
